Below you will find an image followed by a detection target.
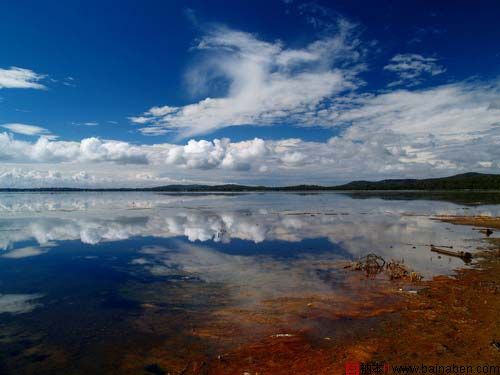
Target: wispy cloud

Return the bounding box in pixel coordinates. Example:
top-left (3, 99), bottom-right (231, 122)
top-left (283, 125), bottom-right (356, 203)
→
top-left (334, 81), bottom-right (500, 142)
top-left (384, 53), bottom-right (446, 87)
top-left (71, 121), bottom-right (99, 127)
top-left (0, 67), bottom-right (46, 89)
top-left (131, 19), bottom-right (365, 137)
top-left (1, 123), bottom-right (54, 137)
top-left (2, 246), bottom-right (49, 259)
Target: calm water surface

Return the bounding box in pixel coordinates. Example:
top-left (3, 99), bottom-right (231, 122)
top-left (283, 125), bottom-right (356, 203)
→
top-left (0, 192), bottom-right (498, 374)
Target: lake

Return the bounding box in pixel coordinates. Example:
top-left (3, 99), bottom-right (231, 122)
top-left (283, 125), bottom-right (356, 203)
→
top-left (0, 192), bottom-right (499, 374)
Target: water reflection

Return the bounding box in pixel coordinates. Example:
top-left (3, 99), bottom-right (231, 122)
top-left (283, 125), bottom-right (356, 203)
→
top-left (0, 192), bottom-right (495, 275)
top-left (0, 192), bottom-right (498, 374)
top-left (0, 294), bottom-right (43, 314)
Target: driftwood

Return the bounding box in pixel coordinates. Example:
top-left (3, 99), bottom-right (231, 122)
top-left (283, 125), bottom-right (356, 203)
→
top-left (480, 228), bottom-right (494, 236)
top-left (430, 246), bottom-right (472, 263)
top-left (472, 227), bottom-right (494, 236)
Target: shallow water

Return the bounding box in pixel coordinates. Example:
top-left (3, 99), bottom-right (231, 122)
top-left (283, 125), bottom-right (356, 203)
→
top-left (0, 192), bottom-right (498, 374)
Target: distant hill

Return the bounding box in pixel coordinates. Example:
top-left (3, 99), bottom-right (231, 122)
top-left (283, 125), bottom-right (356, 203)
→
top-left (0, 172), bottom-right (499, 192)
top-left (149, 183), bottom-right (328, 192)
top-left (148, 173), bottom-right (500, 191)
top-left (332, 172), bottom-right (500, 191)
top-left (149, 184), bottom-right (264, 192)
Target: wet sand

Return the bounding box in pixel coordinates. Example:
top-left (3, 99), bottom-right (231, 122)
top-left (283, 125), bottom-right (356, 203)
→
top-left (433, 215), bottom-right (500, 230)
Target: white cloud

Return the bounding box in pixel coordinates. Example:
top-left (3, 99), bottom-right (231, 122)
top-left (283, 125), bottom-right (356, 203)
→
top-left (334, 81), bottom-right (500, 142)
top-left (132, 20), bottom-right (365, 137)
top-left (0, 134), bottom-right (266, 171)
top-left (0, 166), bottom-right (197, 189)
top-left (1, 123), bottom-right (53, 137)
top-left (0, 67), bottom-right (46, 89)
top-left (384, 53), bottom-right (446, 87)
top-left (0, 133), bottom-right (149, 164)
top-left (0, 41), bottom-right (498, 187)
top-left (156, 138), bottom-right (268, 171)
top-left (112, 22), bottom-right (496, 184)
top-left (3, 78), bottom-right (500, 186)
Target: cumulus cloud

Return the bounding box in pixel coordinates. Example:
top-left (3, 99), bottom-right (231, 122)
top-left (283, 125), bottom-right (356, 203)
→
top-left (384, 53), bottom-right (446, 87)
top-left (156, 138), bottom-right (268, 171)
top-left (0, 134), bottom-right (269, 172)
top-left (0, 133), bottom-right (149, 164)
top-left (0, 133), bottom-right (415, 178)
top-left (131, 19), bottom-right (365, 137)
top-left (3, 81), bottom-right (500, 185)
top-left (0, 67), bottom-right (46, 89)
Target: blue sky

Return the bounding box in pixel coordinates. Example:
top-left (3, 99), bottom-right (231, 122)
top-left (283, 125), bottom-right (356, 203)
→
top-left (0, 0), bottom-right (499, 187)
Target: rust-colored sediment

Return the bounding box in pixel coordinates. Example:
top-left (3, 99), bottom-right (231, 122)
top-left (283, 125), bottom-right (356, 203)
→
top-left (433, 215), bottom-right (500, 230)
top-left (196, 243), bottom-right (500, 374)
top-left (121, 271), bottom-right (409, 374)
top-left (154, 217), bottom-right (500, 375)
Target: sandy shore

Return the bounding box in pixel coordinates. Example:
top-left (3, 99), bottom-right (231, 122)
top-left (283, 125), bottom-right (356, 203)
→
top-left (433, 215), bottom-right (500, 230)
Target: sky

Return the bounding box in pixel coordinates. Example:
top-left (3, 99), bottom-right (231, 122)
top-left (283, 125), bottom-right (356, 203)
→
top-left (0, 0), bottom-right (499, 187)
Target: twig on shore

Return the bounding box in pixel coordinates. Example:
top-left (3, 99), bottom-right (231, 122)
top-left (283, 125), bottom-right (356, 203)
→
top-left (430, 246), bottom-right (472, 263)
